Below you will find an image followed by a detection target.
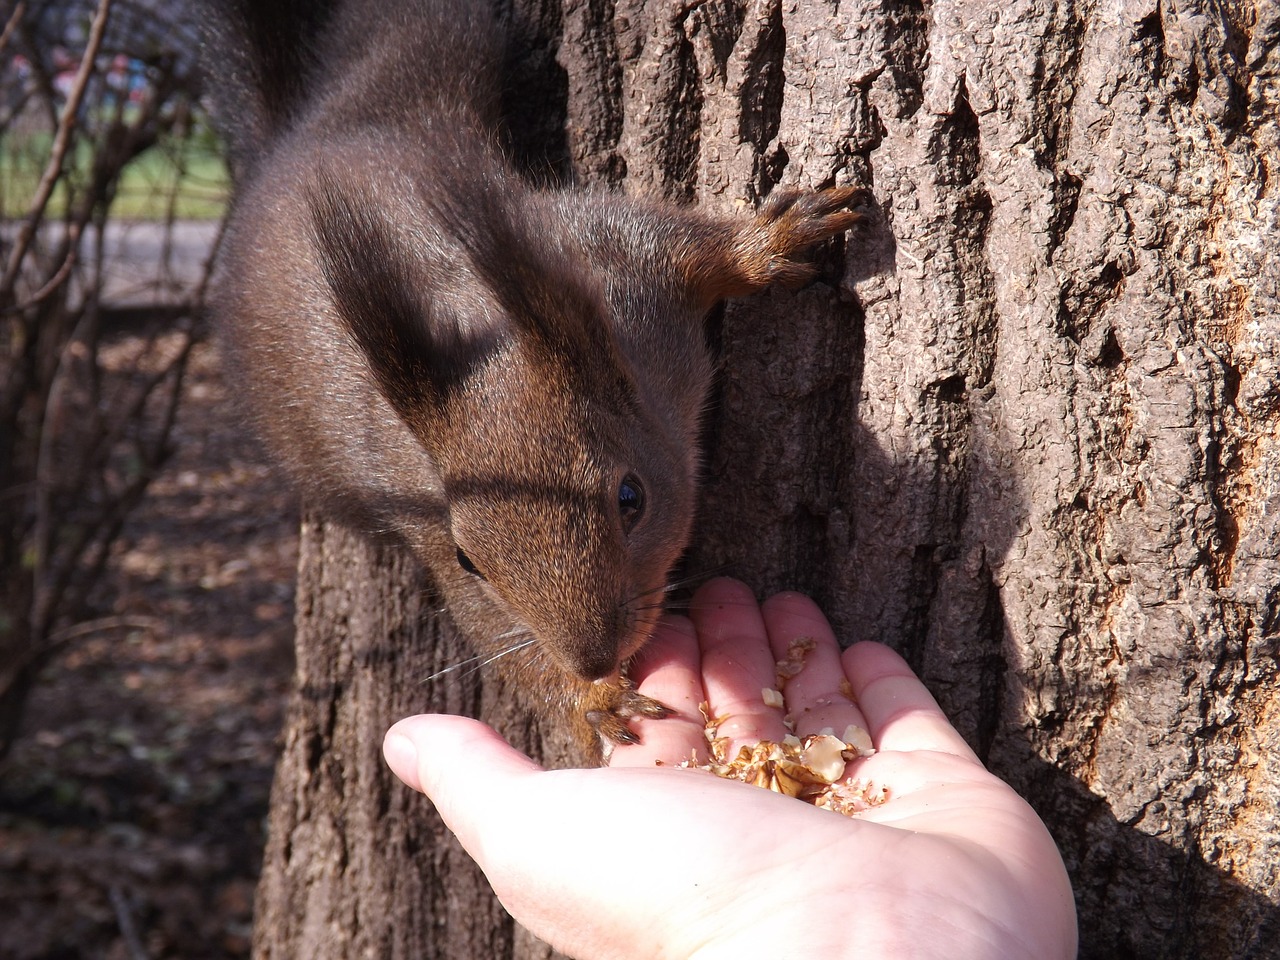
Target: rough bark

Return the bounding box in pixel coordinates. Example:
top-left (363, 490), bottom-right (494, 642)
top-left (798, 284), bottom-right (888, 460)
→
top-left (252, 1), bottom-right (1279, 958)
top-left (252, 518), bottom-right (574, 960)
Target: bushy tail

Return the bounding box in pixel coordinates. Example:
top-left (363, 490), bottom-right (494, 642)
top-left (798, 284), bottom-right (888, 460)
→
top-left (202, 0), bottom-right (339, 176)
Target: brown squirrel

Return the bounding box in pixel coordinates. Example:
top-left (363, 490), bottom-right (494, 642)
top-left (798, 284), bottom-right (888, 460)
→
top-left (208, 0), bottom-right (868, 756)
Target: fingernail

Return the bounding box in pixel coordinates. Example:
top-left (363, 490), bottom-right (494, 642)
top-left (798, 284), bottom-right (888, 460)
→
top-left (383, 731), bottom-right (422, 791)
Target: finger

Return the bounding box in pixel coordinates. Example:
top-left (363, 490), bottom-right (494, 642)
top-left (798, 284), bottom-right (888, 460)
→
top-left (612, 614), bottom-right (709, 767)
top-left (383, 714), bottom-right (543, 863)
top-left (690, 578), bottom-right (789, 749)
top-left (761, 592), bottom-right (870, 745)
top-left (841, 642), bottom-right (980, 762)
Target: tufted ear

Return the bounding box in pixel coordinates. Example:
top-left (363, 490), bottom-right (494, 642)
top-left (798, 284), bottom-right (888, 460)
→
top-left (307, 171), bottom-right (500, 423)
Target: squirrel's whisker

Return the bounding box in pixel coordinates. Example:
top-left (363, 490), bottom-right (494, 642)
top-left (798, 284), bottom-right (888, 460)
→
top-left (423, 634), bottom-right (536, 683)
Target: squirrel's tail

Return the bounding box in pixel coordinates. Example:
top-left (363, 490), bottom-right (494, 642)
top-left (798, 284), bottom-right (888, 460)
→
top-left (202, 0), bottom-right (340, 177)
top-left (203, 0), bottom-right (503, 180)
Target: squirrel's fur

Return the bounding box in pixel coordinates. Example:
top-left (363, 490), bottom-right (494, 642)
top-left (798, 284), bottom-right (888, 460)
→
top-left (208, 0), bottom-right (867, 755)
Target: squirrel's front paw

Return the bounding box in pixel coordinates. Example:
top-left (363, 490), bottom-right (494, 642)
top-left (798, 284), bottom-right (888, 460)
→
top-left (582, 679), bottom-right (672, 748)
top-left (733, 185), bottom-right (873, 291)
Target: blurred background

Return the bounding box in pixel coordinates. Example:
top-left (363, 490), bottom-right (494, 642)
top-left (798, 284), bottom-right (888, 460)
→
top-left (1, 2), bottom-right (299, 956)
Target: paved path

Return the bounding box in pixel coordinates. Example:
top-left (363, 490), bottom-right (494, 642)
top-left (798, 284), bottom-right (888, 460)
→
top-left (84, 220), bottom-right (222, 308)
top-left (2, 219), bottom-right (223, 309)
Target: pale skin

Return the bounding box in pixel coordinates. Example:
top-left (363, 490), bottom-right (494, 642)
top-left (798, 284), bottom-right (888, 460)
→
top-left (383, 578), bottom-right (1079, 960)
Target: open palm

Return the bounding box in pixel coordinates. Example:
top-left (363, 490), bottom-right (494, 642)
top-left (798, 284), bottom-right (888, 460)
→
top-left (385, 578), bottom-right (1077, 960)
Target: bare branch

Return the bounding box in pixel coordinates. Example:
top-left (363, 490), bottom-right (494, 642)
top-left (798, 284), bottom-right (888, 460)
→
top-left (108, 883), bottom-right (152, 960)
top-left (0, 232), bottom-right (80, 315)
top-left (0, 0), bottom-right (113, 297)
top-left (0, 1), bottom-right (25, 63)
top-left (46, 615), bottom-right (163, 649)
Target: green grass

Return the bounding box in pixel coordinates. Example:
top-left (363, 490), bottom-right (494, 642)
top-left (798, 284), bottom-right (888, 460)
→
top-left (1, 128), bottom-right (230, 221)
top-left (111, 138), bottom-right (229, 219)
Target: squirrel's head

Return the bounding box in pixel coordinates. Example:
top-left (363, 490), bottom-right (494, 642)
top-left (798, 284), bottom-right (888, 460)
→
top-left (438, 348), bottom-right (695, 679)
top-left (306, 168), bottom-right (701, 681)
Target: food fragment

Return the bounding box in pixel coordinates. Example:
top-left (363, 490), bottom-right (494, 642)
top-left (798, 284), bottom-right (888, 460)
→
top-left (799, 733), bottom-right (848, 781)
top-left (774, 636), bottom-right (817, 688)
top-left (842, 723), bottom-right (874, 757)
top-left (762, 687), bottom-right (785, 709)
top-left (679, 701), bottom-right (886, 817)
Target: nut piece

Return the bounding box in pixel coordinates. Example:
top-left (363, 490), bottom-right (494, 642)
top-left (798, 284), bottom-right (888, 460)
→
top-left (774, 636), bottom-right (817, 689)
top-left (799, 734), bottom-right (848, 782)
top-left (678, 705), bottom-right (886, 817)
top-left (842, 723), bottom-right (874, 757)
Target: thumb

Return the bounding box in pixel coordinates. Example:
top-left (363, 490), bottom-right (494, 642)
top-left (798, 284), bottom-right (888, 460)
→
top-left (383, 714), bottom-right (543, 859)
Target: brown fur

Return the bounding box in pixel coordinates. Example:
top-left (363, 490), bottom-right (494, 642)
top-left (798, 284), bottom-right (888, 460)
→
top-left (208, 0), bottom-right (868, 756)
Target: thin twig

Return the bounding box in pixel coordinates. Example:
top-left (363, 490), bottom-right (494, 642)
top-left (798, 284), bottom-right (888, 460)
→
top-left (0, 0), bottom-right (113, 297)
top-left (108, 883), bottom-right (152, 960)
top-left (32, 304), bottom-right (97, 609)
top-left (0, 226), bottom-right (80, 315)
top-left (0, 1), bottom-right (25, 63)
top-left (31, 339), bottom-right (192, 636)
top-left (47, 615), bottom-right (164, 649)
top-left (192, 216), bottom-right (230, 305)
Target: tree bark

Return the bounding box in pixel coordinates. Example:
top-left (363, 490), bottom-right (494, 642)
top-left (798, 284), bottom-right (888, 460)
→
top-left (252, 1), bottom-right (1280, 958)
top-left (252, 518), bottom-right (575, 960)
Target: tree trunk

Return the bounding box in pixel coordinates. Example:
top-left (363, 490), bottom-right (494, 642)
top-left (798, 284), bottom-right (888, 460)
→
top-left (251, 2), bottom-right (1280, 959)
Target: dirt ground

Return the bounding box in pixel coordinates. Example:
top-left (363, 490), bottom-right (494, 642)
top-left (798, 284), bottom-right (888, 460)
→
top-left (0, 333), bottom-right (299, 960)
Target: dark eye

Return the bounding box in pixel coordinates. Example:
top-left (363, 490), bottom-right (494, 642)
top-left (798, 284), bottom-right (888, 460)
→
top-left (456, 547), bottom-right (486, 581)
top-left (617, 474), bottom-right (645, 533)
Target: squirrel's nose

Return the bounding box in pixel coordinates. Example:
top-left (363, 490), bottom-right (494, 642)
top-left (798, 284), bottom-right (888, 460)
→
top-left (543, 599), bottom-right (631, 681)
top-left (562, 642), bottom-right (620, 682)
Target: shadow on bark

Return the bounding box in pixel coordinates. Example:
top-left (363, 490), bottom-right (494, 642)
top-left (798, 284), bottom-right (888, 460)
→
top-left (1011, 745), bottom-right (1280, 960)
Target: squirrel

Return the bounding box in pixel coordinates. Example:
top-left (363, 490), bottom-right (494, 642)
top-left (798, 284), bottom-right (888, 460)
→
top-left (207, 0), bottom-right (869, 758)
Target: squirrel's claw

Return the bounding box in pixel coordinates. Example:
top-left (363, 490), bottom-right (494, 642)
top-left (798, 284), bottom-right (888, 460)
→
top-left (757, 185), bottom-right (873, 237)
top-left (583, 681), bottom-right (672, 749)
top-left (738, 185), bottom-right (873, 290)
top-left (686, 184), bottom-right (875, 304)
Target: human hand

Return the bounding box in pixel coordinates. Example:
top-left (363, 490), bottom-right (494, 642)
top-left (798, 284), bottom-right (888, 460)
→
top-left (383, 578), bottom-right (1078, 960)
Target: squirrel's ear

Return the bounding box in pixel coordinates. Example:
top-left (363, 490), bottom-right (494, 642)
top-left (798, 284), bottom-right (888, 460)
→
top-left (307, 173), bottom-right (496, 420)
top-left (681, 186), bottom-right (872, 308)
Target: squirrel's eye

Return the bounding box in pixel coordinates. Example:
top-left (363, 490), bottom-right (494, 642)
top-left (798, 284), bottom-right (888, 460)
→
top-left (618, 474), bottom-right (645, 533)
top-left (456, 547), bottom-right (486, 581)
